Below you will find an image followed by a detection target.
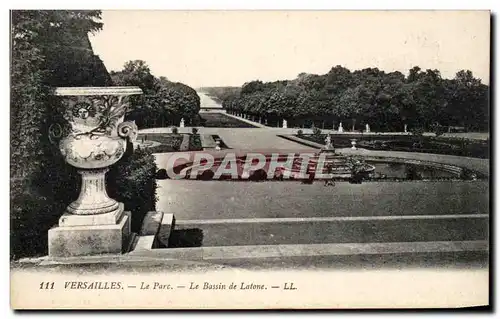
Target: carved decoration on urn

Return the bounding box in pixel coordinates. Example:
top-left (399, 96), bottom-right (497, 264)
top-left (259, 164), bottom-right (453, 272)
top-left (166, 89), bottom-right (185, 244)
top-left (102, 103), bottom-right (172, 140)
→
top-left (52, 87), bottom-right (143, 217)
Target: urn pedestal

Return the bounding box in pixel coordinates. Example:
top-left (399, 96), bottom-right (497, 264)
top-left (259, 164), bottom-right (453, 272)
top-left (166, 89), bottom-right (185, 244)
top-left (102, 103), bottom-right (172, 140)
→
top-left (47, 87), bottom-right (143, 258)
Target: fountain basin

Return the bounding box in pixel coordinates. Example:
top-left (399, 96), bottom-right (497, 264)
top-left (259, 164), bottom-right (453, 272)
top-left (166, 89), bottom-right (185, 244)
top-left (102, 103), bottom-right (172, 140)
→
top-left (161, 152), bottom-right (480, 181)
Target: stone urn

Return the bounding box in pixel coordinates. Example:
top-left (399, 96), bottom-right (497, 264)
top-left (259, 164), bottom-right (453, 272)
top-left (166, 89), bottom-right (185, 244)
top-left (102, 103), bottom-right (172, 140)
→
top-left (47, 87), bottom-right (143, 257)
top-left (351, 139), bottom-right (357, 150)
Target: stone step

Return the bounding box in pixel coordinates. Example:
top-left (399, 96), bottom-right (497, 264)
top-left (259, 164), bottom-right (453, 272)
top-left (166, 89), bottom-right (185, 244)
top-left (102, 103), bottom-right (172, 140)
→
top-left (131, 211), bottom-right (175, 251)
top-left (132, 241), bottom-right (488, 265)
top-left (168, 216), bottom-right (488, 248)
top-left (201, 134), bottom-right (217, 148)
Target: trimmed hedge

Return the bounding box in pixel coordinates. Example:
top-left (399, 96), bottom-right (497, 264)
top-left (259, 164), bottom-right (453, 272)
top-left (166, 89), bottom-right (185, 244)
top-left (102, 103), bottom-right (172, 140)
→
top-left (10, 178), bottom-right (67, 260)
top-left (107, 142), bottom-right (158, 232)
top-left (189, 133), bottom-right (203, 151)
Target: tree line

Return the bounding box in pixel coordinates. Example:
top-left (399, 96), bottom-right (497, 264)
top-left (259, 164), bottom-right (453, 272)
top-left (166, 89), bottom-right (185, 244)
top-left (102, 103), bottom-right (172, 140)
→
top-left (111, 60), bottom-right (201, 129)
top-left (206, 66), bottom-right (489, 132)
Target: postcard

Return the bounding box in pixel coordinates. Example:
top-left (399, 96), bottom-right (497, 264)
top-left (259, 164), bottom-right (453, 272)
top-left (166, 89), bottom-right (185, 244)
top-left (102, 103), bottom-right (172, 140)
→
top-left (10, 10), bottom-right (490, 309)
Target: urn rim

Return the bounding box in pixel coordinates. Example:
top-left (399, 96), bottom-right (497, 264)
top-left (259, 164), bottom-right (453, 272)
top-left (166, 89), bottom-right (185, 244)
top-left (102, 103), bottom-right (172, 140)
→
top-left (54, 86), bottom-right (143, 96)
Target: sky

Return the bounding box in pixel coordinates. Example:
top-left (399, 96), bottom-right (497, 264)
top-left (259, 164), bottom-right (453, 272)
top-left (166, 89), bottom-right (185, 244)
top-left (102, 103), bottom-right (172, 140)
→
top-left (89, 10), bottom-right (490, 88)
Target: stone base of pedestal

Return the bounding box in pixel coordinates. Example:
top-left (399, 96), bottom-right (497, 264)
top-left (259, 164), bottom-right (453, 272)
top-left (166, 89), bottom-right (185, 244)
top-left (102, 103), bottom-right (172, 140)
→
top-left (48, 211), bottom-right (132, 257)
top-left (58, 203), bottom-right (125, 226)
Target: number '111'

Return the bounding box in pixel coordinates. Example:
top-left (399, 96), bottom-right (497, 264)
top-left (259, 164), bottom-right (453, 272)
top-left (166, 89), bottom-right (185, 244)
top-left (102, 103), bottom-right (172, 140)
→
top-left (39, 282), bottom-right (54, 289)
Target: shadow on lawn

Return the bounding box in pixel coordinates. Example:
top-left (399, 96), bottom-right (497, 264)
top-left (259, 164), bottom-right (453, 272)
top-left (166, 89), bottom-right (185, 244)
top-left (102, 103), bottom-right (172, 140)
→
top-left (167, 228), bottom-right (204, 248)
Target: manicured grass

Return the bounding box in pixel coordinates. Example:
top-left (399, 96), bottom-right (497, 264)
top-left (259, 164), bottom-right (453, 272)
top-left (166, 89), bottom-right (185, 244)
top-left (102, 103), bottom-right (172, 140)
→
top-left (173, 217), bottom-right (487, 247)
top-left (199, 112), bottom-right (257, 128)
top-left (157, 180), bottom-right (488, 220)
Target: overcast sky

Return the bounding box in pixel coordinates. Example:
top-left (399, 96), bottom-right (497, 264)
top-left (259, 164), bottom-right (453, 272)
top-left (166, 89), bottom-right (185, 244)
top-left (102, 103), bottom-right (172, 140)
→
top-left (89, 10), bottom-right (490, 88)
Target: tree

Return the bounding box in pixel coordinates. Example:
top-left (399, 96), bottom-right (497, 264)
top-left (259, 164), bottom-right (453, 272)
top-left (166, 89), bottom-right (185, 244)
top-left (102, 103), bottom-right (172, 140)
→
top-left (401, 68), bottom-right (447, 130)
top-left (207, 64), bottom-right (488, 133)
top-left (158, 81), bottom-right (200, 125)
top-left (241, 80), bottom-right (265, 95)
top-left (443, 70), bottom-right (489, 131)
top-left (111, 60), bottom-right (200, 128)
top-left (112, 60), bottom-right (158, 93)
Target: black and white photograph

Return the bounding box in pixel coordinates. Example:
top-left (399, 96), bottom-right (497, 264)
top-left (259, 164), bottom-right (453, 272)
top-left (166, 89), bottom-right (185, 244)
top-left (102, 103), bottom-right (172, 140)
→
top-left (9, 9), bottom-right (491, 309)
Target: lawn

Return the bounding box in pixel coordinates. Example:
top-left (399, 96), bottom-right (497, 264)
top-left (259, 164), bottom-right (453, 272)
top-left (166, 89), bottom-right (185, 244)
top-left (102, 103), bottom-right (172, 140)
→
top-left (157, 179), bottom-right (488, 247)
top-left (156, 180), bottom-right (488, 220)
top-left (299, 134), bottom-right (489, 158)
top-left (199, 112), bottom-right (257, 128)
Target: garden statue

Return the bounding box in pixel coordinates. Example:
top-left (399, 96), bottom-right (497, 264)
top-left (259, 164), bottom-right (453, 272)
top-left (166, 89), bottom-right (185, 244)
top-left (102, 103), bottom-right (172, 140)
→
top-left (180, 118), bottom-right (185, 128)
top-left (404, 124), bottom-right (408, 133)
top-left (47, 86), bottom-right (143, 257)
top-left (324, 134), bottom-right (334, 151)
top-left (338, 122), bottom-right (344, 133)
top-left (365, 124), bottom-right (370, 133)
top-left (283, 119), bottom-right (288, 129)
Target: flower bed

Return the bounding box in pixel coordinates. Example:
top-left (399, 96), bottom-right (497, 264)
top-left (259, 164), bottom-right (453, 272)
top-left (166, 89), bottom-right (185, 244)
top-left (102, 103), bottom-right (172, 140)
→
top-left (137, 133), bottom-right (185, 152)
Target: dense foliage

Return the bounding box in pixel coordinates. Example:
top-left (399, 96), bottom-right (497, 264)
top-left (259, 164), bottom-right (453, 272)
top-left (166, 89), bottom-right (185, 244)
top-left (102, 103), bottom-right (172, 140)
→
top-left (214, 66), bottom-right (489, 132)
top-left (10, 11), bottom-right (157, 259)
top-left (189, 132), bottom-right (203, 151)
top-left (200, 86), bottom-right (241, 103)
top-left (108, 144), bottom-right (158, 231)
top-left (111, 61), bottom-right (201, 129)
top-left (11, 10), bottom-right (106, 179)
